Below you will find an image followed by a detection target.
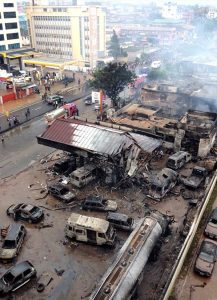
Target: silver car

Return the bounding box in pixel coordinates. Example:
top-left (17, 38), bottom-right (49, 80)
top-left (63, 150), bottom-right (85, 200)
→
top-left (0, 224), bottom-right (26, 262)
top-left (205, 208), bottom-right (217, 239)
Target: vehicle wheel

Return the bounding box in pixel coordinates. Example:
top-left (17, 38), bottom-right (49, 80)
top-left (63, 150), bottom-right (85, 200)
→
top-left (37, 283), bottom-right (45, 293)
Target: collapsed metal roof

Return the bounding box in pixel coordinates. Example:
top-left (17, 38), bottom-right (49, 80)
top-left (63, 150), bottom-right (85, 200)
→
top-left (37, 119), bottom-right (161, 156)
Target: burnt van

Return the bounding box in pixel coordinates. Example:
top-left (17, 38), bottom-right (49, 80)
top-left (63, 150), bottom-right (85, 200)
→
top-left (70, 164), bottom-right (96, 188)
top-left (167, 151), bottom-right (191, 170)
top-left (64, 213), bottom-right (116, 247)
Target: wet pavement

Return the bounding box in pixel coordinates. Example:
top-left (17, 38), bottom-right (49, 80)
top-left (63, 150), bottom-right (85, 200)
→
top-left (174, 185), bottom-right (217, 300)
top-left (0, 72), bottom-right (89, 133)
top-left (0, 96), bottom-right (98, 180)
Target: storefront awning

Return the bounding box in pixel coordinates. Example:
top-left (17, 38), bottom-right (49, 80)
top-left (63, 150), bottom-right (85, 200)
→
top-left (0, 48), bottom-right (39, 59)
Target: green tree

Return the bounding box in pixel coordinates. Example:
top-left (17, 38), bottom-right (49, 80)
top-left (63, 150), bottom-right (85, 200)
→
top-left (109, 30), bottom-right (122, 59)
top-left (89, 62), bottom-right (136, 108)
top-left (148, 69), bottom-right (167, 81)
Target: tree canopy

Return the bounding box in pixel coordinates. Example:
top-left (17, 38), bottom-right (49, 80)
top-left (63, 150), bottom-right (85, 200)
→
top-left (109, 30), bottom-right (127, 59)
top-left (148, 68), bottom-right (167, 81)
top-left (89, 62), bottom-right (136, 108)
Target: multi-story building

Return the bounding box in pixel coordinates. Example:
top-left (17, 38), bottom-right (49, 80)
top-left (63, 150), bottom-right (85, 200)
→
top-left (0, 0), bottom-right (22, 51)
top-left (26, 4), bottom-right (106, 67)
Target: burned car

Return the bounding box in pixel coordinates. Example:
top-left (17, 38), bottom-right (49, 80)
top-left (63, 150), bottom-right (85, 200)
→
top-left (194, 239), bottom-right (217, 277)
top-left (147, 168), bottom-right (178, 201)
top-left (0, 224), bottom-right (26, 262)
top-left (0, 261), bottom-right (36, 295)
top-left (106, 212), bottom-right (134, 231)
top-left (179, 166), bottom-right (208, 189)
top-left (205, 208), bottom-right (217, 239)
top-left (48, 183), bottom-right (75, 203)
top-left (53, 157), bottom-right (76, 175)
top-left (7, 203), bottom-right (44, 223)
top-left (81, 195), bottom-right (117, 212)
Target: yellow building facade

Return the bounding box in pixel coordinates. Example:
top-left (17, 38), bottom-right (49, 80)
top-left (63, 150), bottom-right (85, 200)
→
top-left (26, 5), bottom-right (106, 67)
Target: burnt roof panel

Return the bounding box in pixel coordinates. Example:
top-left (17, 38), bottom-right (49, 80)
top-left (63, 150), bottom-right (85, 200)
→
top-left (39, 119), bottom-right (133, 156)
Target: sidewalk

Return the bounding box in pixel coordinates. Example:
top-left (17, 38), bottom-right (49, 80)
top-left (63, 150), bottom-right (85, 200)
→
top-left (0, 86), bottom-right (90, 134)
top-left (0, 71), bottom-right (89, 115)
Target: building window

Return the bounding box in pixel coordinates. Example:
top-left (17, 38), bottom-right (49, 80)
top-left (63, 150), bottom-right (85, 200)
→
top-left (0, 24), bottom-right (2, 30)
top-left (4, 3), bottom-right (14, 7)
top-left (8, 43), bottom-right (20, 49)
top-left (0, 34), bottom-right (4, 41)
top-left (4, 12), bottom-right (16, 18)
top-left (43, 8), bottom-right (47, 12)
top-left (5, 22), bottom-right (18, 29)
top-left (7, 33), bottom-right (19, 40)
top-left (0, 45), bottom-right (6, 51)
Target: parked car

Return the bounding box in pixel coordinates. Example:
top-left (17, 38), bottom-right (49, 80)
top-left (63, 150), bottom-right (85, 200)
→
top-left (205, 208), bottom-right (217, 239)
top-left (63, 77), bottom-right (74, 84)
top-left (46, 94), bottom-right (64, 105)
top-left (48, 183), bottom-right (75, 202)
top-left (94, 102), bottom-right (108, 111)
top-left (0, 261), bottom-right (36, 296)
top-left (81, 195), bottom-right (117, 212)
top-left (7, 203), bottom-right (44, 223)
top-left (106, 212), bottom-right (134, 231)
top-left (0, 224), bottom-right (26, 262)
top-left (84, 96), bottom-right (92, 105)
top-left (194, 239), bottom-right (217, 277)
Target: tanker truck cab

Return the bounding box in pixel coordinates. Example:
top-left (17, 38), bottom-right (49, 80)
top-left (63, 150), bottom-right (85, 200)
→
top-left (45, 103), bottom-right (78, 126)
top-left (65, 213), bottom-right (116, 247)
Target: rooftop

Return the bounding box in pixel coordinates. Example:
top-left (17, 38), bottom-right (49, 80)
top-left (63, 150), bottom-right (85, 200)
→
top-left (37, 118), bottom-right (161, 156)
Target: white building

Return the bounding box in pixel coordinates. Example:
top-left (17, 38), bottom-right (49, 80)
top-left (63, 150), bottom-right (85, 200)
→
top-left (207, 9), bottom-right (217, 19)
top-left (161, 2), bottom-right (180, 20)
top-left (26, 5), bottom-right (106, 68)
top-left (0, 0), bottom-right (22, 51)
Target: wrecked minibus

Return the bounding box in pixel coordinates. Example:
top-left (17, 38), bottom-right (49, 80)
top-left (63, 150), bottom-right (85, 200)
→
top-left (65, 213), bottom-right (116, 246)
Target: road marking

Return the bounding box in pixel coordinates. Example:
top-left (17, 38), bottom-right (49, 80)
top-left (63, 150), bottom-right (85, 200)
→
top-left (34, 107), bottom-right (42, 111)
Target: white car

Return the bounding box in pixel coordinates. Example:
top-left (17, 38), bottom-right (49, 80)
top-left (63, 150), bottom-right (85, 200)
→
top-left (151, 61), bottom-right (161, 69)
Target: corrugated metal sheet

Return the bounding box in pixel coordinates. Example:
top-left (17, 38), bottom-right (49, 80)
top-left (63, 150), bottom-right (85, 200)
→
top-left (129, 133), bottom-right (161, 153)
top-left (40, 119), bottom-right (133, 156)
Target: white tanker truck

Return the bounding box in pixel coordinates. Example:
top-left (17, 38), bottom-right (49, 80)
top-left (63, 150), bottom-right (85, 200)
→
top-left (90, 210), bottom-right (169, 300)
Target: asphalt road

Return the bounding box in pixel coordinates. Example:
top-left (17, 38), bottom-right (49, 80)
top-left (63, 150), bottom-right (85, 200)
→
top-left (0, 96), bottom-right (98, 180)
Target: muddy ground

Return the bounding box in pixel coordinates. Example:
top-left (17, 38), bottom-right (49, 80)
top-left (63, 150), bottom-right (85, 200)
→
top-left (0, 151), bottom-right (214, 300)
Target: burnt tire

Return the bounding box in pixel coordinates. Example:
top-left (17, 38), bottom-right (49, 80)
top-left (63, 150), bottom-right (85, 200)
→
top-left (37, 283), bottom-right (45, 293)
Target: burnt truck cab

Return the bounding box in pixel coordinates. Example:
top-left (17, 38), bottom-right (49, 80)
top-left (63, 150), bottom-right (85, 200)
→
top-left (179, 166), bottom-right (208, 189)
top-left (147, 168), bottom-right (178, 201)
top-left (65, 213), bottom-right (116, 247)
